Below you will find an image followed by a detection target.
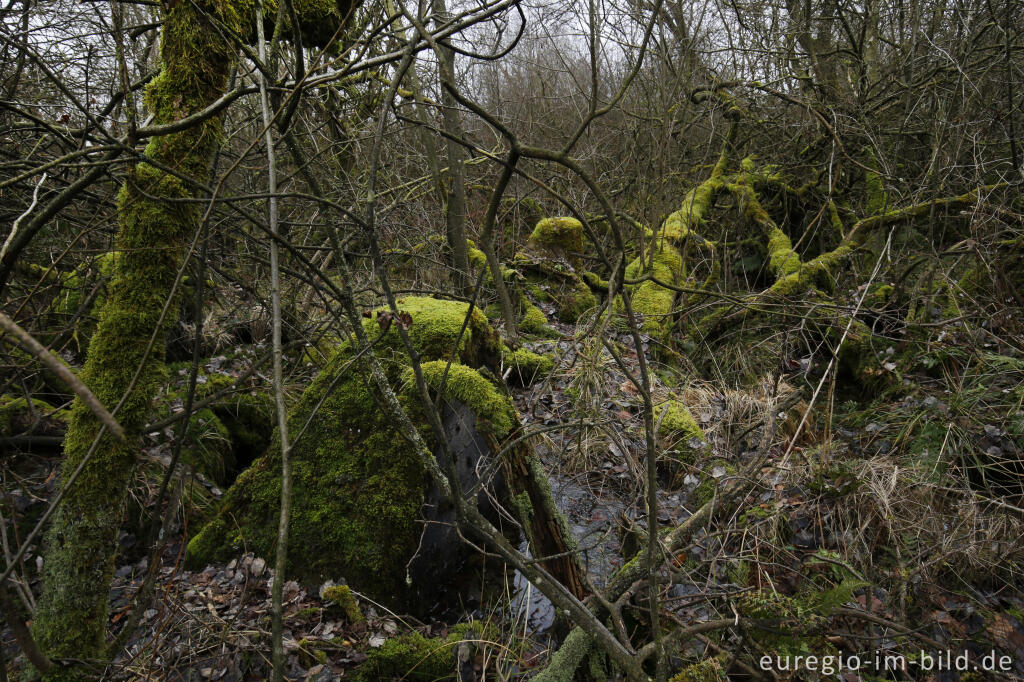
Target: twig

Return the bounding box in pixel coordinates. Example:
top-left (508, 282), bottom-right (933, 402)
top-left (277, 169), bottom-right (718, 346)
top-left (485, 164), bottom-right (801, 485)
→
top-left (0, 312), bottom-right (125, 440)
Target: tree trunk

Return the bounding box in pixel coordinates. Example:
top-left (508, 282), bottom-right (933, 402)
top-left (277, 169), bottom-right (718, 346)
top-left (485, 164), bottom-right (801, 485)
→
top-left (433, 0), bottom-right (472, 296)
top-left (30, 0), bottom-right (241, 675)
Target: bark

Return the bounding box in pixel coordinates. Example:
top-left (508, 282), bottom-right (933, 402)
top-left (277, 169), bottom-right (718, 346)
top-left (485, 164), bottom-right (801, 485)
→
top-left (432, 0), bottom-right (472, 296)
top-left (31, 0), bottom-right (240, 673)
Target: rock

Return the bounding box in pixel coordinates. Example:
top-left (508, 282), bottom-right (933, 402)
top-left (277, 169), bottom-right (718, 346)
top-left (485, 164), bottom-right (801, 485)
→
top-left (185, 298), bottom-right (513, 612)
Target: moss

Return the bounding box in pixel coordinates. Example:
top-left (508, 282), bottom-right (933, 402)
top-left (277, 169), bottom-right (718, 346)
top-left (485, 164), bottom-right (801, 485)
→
top-left (864, 148), bottom-right (888, 215)
top-left (692, 459), bottom-right (736, 508)
top-left (622, 245), bottom-right (681, 334)
top-left (466, 239), bottom-right (489, 277)
top-left (529, 627), bottom-right (594, 682)
top-left (558, 279), bottom-right (598, 323)
top-left (170, 407), bottom-right (233, 483)
top-left (512, 250), bottom-right (596, 324)
top-left (323, 584), bottom-right (365, 624)
top-left (363, 297), bottom-right (501, 370)
top-left (582, 271), bottom-right (609, 293)
top-left (187, 301), bottom-right (512, 608)
top-left (767, 227), bottom-right (801, 277)
top-left (51, 252), bottom-right (118, 355)
top-left (669, 654), bottom-right (729, 682)
top-left (292, 606), bottom-right (322, 621)
top-left (210, 391), bottom-right (274, 466)
top-left (520, 302), bottom-right (549, 333)
top-left (0, 395), bottom-right (70, 437)
top-left (185, 352), bottom-right (427, 600)
top-left (355, 622), bottom-right (492, 682)
top-left (529, 217), bottom-right (585, 258)
top-left (656, 401), bottom-right (706, 446)
top-left (502, 347), bottom-right (555, 386)
top-left (413, 361), bottom-right (516, 440)
top-left (661, 177), bottom-right (722, 246)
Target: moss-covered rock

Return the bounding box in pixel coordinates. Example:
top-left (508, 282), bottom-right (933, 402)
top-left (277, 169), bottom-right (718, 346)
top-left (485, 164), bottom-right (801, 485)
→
top-left (520, 301), bottom-right (550, 333)
top-left (656, 400), bottom-right (706, 451)
top-left (0, 395), bottom-right (70, 437)
top-left (355, 622), bottom-right (492, 682)
top-left (186, 298), bottom-right (516, 611)
top-left (513, 252), bottom-right (597, 324)
top-left (655, 399), bottom-right (709, 485)
top-left (363, 296), bottom-right (501, 370)
top-left (530, 217), bottom-right (585, 262)
top-left (502, 347), bottom-right (555, 386)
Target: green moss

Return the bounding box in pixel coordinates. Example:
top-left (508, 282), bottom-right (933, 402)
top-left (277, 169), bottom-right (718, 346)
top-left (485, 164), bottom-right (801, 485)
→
top-left (502, 347), bottom-right (555, 386)
top-left (292, 606), bottom-right (321, 621)
top-left (656, 401), bottom-right (705, 444)
top-left (662, 178), bottom-right (722, 246)
top-left (355, 623), bottom-right (492, 682)
top-left (864, 148), bottom-right (888, 215)
top-left (323, 585), bottom-right (364, 624)
top-left (187, 301), bottom-right (513, 608)
top-left (520, 303), bottom-right (549, 333)
top-left (692, 459), bottom-right (736, 508)
top-left (176, 407), bottom-right (233, 483)
top-left (767, 228), bottom-right (801, 277)
top-left (0, 395), bottom-right (70, 436)
top-left (530, 217), bottom-right (585, 257)
top-left (363, 297), bottom-right (501, 370)
top-left (582, 271), bottom-right (609, 293)
top-left (623, 245), bottom-right (681, 334)
top-left (669, 654), bottom-right (728, 682)
top-left (413, 361), bottom-right (516, 440)
top-left (51, 252), bottom-right (118, 354)
top-left (466, 239), bottom-right (489, 276)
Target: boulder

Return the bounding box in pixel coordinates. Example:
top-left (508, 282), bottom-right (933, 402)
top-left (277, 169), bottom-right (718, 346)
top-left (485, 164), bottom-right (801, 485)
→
top-left (185, 297), bottom-right (512, 611)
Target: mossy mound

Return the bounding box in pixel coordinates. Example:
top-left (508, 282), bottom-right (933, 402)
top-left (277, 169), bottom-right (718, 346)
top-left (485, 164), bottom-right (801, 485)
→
top-left (656, 399), bottom-right (709, 485)
top-left (0, 395), bottom-right (70, 437)
top-left (355, 622), bottom-right (493, 681)
top-left (186, 298), bottom-right (515, 610)
top-left (363, 296), bottom-right (501, 370)
top-left (502, 347), bottom-right (555, 386)
top-left (512, 252), bottom-right (597, 324)
top-left (530, 217), bottom-right (585, 262)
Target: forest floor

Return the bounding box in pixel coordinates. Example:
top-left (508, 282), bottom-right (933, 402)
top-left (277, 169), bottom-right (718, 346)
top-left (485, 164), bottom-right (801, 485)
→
top-left (4, 297), bottom-right (1024, 681)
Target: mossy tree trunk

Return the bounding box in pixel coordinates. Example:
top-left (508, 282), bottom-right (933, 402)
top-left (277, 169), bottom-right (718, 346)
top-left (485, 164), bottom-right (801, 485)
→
top-left (30, 0), bottom-right (241, 675)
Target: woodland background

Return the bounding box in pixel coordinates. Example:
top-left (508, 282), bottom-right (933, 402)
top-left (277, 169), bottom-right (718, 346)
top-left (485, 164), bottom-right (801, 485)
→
top-left (1, 0), bottom-right (1023, 679)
